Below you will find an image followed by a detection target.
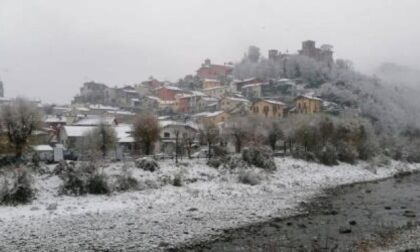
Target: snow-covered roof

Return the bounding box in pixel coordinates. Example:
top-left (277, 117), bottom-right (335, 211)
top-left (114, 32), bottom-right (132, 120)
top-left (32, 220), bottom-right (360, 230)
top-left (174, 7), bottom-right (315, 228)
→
top-left (146, 96), bottom-right (161, 102)
top-left (203, 86), bottom-right (225, 91)
top-left (203, 78), bottom-right (220, 82)
top-left (191, 91), bottom-right (207, 97)
top-left (263, 100), bottom-right (286, 106)
top-left (222, 96), bottom-right (250, 103)
top-left (74, 116), bottom-right (115, 126)
top-left (193, 110), bottom-right (226, 118)
top-left (89, 104), bottom-right (119, 111)
top-left (45, 116), bottom-right (67, 123)
top-left (63, 126), bottom-right (96, 137)
top-left (131, 98), bottom-right (140, 102)
top-left (157, 85), bottom-right (182, 91)
top-left (32, 145), bottom-right (53, 152)
top-left (295, 95), bottom-right (323, 101)
top-left (159, 120), bottom-right (198, 131)
top-left (107, 110), bottom-right (136, 116)
top-left (123, 89), bottom-right (138, 94)
top-left (242, 83), bottom-right (263, 89)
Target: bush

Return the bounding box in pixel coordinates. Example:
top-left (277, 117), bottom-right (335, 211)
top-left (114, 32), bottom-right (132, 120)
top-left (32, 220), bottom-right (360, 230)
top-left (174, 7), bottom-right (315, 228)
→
top-left (317, 143), bottom-right (338, 166)
top-left (224, 155), bottom-right (248, 169)
top-left (112, 167), bottom-right (139, 192)
top-left (242, 146), bottom-right (276, 171)
top-left (238, 169), bottom-right (261, 185)
top-left (292, 147), bottom-right (317, 162)
top-left (337, 142), bottom-right (358, 164)
top-left (0, 167), bottom-right (35, 205)
top-left (88, 173), bottom-right (110, 195)
top-left (59, 162), bottom-right (109, 195)
top-left (135, 157), bottom-right (159, 172)
top-left (207, 157), bottom-right (222, 168)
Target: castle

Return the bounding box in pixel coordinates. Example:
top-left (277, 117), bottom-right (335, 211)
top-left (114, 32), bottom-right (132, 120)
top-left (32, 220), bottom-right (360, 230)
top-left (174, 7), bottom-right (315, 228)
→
top-left (268, 40), bottom-right (334, 66)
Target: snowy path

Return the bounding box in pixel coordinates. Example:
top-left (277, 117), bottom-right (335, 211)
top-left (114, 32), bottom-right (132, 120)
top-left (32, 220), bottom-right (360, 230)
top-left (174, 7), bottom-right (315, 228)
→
top-left (0, 158), bottom-right (418, 251)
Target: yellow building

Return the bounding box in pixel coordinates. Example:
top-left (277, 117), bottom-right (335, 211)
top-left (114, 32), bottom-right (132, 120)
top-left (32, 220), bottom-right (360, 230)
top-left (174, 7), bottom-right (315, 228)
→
top-left (219, 96), bottom-right (250, 113)
top-left (202, 79), bottom-right (221, 89)
top-left (250, 100), bottom-right (287, 118)
top-left (193, 111), bottom-right (230, 125)
top-left (294, 95), bottom-right (322, 114)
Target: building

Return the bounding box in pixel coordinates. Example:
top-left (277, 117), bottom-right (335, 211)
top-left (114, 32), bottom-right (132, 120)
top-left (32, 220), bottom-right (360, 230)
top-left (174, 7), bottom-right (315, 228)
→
top-left (250, 100), bottom-right (287, 118)
top-left (159, 120), bottom-right (198, 155)
top-left (202, 86), bottom-right (227, 98)
top-left (219, 96), bottom-right (250, 114)
top-left (298, 40), bottom-right (333, 66)
top-left (241, 83), bottom-right (264, 99)
top-left (202, 79), bottom-right (221, 89)
top-left (0, 81), bottom-right (4, 97)
top-left (193, 111), bottom-right (230, 125)
top-left (196, 59), bottom-right (233, 79)
top-left (154, 86), bottom-right (184, 101)
top-left (232, 78), bottom-right (262, 91)
top-left (293, 95), bottom-right (322, 114)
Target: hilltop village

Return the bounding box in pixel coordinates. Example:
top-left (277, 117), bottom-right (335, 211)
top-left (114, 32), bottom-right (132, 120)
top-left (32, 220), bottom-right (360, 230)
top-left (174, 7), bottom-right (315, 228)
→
top-left (0, 40), bottom-right (345, 161)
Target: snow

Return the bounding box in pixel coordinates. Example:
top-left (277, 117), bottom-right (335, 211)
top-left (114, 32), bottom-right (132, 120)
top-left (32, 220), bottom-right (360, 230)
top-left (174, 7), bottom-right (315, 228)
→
top-left (63, 126), bottom-right (96, 137)
top-left (32, 145), bottom-right (53, 152)
top-left (263, 99), bottom-right (286, 106)
top-left (0, 158), bottom-right (419, 251)
top-left (74, 116), bottom-right (115, 126)
top-left (115, 124), bottom-right (134, 143)
top-left (193, 110), bottom-right (225, 118)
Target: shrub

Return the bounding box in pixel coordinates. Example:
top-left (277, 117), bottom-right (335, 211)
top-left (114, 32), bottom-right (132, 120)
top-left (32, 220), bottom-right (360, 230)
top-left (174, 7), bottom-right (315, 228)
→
top-left (88, 173), bottom-right (110, 195)
top-left (59, 162), bottom-right (109, 195)
top-left (317, 143), bottom-right (338, 166)
top-left (135, 157), bottom-right (159, 172)
top-left (113, 167), bottom-right (139, 192)
top-left (292, 147), bottom-right (317, 162)
top-left (337, 142), bottom-right (358, 164)
top-left (0, 167), bottom-right (35, 205)
top-left (242, 146), bottom-right (276, 171)
top-left (238, 169), bottom-right (261, 185)
top-left (207, 157), bottom-right (222, 168)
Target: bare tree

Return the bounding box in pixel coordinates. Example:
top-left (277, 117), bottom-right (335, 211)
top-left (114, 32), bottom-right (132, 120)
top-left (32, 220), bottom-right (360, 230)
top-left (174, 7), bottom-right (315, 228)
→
top-left (133, 114), bottom-right (161, 155)
top-left (267, 121), bottom-right (284, 151)
top-left (201, 122), bottom-right (220, 159)
top-left (1, 98), bottom-right (42, 158)
top-left (182, 130), bottom-right (196, 159)
top-left (225, 117), bottom-right (250, 153)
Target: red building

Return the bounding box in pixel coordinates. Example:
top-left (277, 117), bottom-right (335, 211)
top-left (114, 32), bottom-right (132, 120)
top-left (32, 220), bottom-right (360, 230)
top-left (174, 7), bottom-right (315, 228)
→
top-left (196, 59), bottom-right (233, 79)
top-left (154, 86), bottom-right (184, 101)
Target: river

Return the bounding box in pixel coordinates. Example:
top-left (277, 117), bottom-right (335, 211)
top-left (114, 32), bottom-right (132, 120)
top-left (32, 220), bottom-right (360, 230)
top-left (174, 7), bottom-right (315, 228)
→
top-left (176, 172), bottom-right (420, 251)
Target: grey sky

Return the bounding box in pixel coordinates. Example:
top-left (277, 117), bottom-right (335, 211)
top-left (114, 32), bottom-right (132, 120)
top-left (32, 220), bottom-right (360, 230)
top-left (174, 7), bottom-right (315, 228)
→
top-left (0, 0), bottom-right (419, 103)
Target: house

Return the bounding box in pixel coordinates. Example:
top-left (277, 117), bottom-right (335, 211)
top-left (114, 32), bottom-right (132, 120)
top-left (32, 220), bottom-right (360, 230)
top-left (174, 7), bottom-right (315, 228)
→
top-left (293, 95), bottom-right (322, 114)
top-left (202, 79), bottom-right (221, 89)
top-left (159, 120), bottom-right (198, 155)
top-left (73, 116), bottom-right (116, 126)
top-left (250, 100), bottom-right (287, 118)
top-left (232, 78), bottom-right (262, 91)
top-left (59, 126), bottom-right (96, 150)
top-left (219, 96), bottom-right (250, 114)
top-left (193, 111), bottom-right (230, 125)
top-left (31, 145), bottom-right (54, 162)
top-left (241, 83), bottom-right (264, 99)
top-left (115, 124), bottom-right (135, 156)
top-left (154, 86), bottom-right (184, 101)
top-left (196, 59), bottom-right (233, 79)
top-left (202, 86), bottom-right (227, 98)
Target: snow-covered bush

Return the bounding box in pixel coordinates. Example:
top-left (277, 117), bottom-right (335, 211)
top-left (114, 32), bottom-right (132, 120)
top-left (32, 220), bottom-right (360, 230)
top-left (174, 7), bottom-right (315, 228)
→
top-left (317, 143), bottom-right (338, 166)
top-left (88, 173), bottom-right (110, 195)
top-left (207, 157), bottom-right (222, 168)
top-left (135, 157), bottom-right (159, 172)
top-left (242, 146), bottom-right (276, 171)
top-left (0, 167), bottom-right (35, 205)
top-left (292, 148), bottom-right (317, 162)
top-left (112, 166), bottom-right (139, 192)
top-left (59, 162), bottom-right (109, 195)
top-left (337, 142), bottom-right (358, 164)
top-left (238, 169), bottom-right (261, 185)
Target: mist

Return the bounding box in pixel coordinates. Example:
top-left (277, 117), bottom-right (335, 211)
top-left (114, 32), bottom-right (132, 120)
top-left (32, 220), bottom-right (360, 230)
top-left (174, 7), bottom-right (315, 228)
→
top-left (1, 0), bottom-right (420, 103)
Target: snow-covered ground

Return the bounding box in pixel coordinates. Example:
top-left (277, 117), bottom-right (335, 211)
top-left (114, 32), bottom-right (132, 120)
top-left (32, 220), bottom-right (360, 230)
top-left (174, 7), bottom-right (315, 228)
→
top-left (0, 158), bottom-right (419, 251)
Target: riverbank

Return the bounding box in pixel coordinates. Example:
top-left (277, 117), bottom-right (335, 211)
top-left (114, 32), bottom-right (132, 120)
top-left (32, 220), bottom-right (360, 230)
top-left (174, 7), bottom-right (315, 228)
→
top-left (0, 158), bottom-right (419, 251)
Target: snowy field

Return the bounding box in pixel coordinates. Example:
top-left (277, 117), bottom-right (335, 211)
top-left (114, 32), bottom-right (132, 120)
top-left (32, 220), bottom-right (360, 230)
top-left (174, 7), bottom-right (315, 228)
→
top-left (0, 158), bottom-right (419, 251)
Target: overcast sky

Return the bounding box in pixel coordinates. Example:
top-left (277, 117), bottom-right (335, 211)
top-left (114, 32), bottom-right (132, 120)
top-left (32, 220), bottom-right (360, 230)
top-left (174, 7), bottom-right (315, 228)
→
top-left (0, 0), bottom-right (419, 103)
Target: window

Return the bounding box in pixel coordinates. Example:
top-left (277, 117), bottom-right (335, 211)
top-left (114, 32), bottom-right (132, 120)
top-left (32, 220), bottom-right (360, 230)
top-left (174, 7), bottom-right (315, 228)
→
top-left (164, 132), bottom-right (170, 138)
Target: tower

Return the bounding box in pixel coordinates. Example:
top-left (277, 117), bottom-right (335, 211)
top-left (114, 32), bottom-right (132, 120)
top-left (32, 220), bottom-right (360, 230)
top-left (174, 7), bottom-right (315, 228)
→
top-left (0, 81), bottom-right (4, 97)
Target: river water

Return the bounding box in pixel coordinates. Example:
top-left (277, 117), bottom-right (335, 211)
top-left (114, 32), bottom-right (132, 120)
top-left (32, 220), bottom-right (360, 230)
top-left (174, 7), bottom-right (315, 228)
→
top-left (177, 172), bottom-right (420, 251)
